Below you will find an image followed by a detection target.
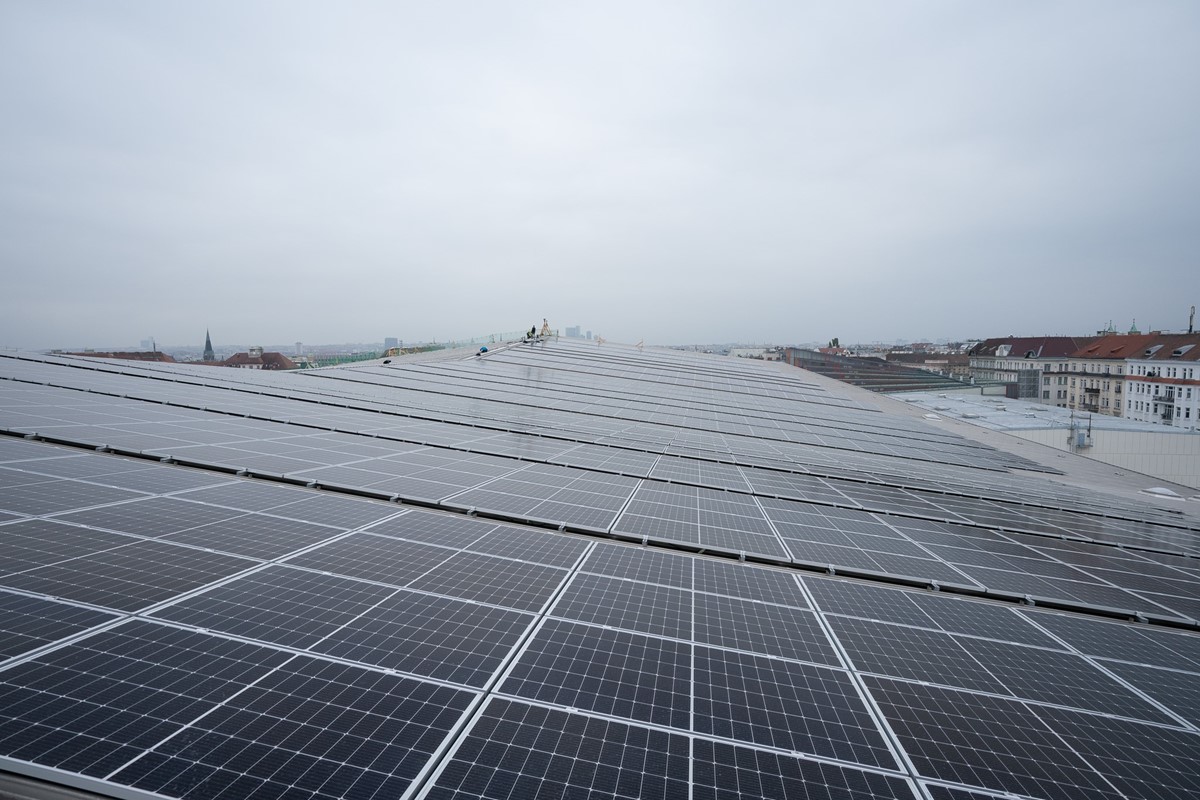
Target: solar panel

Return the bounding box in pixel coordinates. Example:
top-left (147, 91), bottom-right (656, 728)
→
top-left (110, 646), bottom-right (477, 799)
top-left (149, 565), bottom-right (397, 647)
top-left (1023, 609), bottom-right (1200, 671)
top-left (550, 572), bottom-right (692, 639)
top-left (827, 615), bottom-right (1009, 693)
top-left (2, 537), bottom-right (256, 612)
top-left (364, 509), bottom-right (499, 548)
top-left (865, 677), bottom-right (1123, 798)
top-left (0, 518), bottom-right (135, 574)
top-left (582, 541), bottom-right (694, 586)
top-left (0, 475), bottom-right (144, 516)
top-left (693, 558), bottom-right (806, 606)
top-left (425, 698), bottom-right (690, 800)
top-left (55, 496), bottom-right (249, 537)
top-left (312, 589), bottom-right (535, 687)
top-left (1031, 705), bottom-right (1200, 800)
top-left (284, 533), bottom-right (457, 586)
top-left (0, 591), bottom-right (117, 659)
top-left (693, 739), bottom-right (919, 800)
top-left (406, 551), bottom-right (570, 612)
top-left (501, 618), bottom-right (691, 728)
top-left (3, 343), bottom-right (1200, 800)
top-left (694, 646), bottom-right (897, 768)
top-left (694, 593), bottom-right (840, 665)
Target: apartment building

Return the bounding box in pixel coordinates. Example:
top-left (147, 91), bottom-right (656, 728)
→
top-left (1040, 334), bottom-right (1160, 414)
top-left (968, 336), bottom-right (1096, 399)
top-left (1124, 335), bottom-right (1200, 431)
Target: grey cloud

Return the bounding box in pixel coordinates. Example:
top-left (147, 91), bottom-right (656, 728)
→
top-left (2, 1), bottom-right (1197, 350)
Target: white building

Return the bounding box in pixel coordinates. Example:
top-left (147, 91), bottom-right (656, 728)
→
top-left (1054, 333), bottom-right (1163, 417)
top-left (1124, 335), bottom-right (1200, 431)
top-left (968, 336), bottom-right (1096, 399)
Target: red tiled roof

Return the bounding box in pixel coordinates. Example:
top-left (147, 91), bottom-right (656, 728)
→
top-left (1133, 333), bottom-right (1200, 362)
top-left (222, 352), bottom-right (298, 369)
top-left (968, 336), bottom-right (1099, 359)
top-left (65, 351), bottom-right (176, 362)
top-left (1070, 333), bottom-right (1163, 359)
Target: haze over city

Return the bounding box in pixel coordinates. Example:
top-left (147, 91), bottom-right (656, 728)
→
top-left (2, 2), bottom-right (1198, 351)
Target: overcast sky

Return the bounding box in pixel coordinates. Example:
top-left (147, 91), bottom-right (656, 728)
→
top-left (2, 2), bottom-right (1197, 350)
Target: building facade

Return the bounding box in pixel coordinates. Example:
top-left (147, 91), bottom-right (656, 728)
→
top-left (1124, 335), bottom-right (1200, 431)
top-left (1040, 334), bottom-right (1161, 414)
top-left (223, 346), bottom-right (298, 370)
top-left (968, 337), bottom-right (1097, 399)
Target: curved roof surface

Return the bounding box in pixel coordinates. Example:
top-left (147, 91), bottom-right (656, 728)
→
top-left (1, 340), bottom-right (1199, 800)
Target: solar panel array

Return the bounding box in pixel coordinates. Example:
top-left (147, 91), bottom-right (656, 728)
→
top-left (1, 341), bottom-right (1199, 800)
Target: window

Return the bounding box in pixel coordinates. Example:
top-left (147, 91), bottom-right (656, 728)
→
top-left (1042, 390), bottom-right (1050, 399)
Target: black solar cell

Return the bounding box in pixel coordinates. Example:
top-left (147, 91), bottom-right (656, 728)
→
top-left (865, 677), bottom-right (1122, 799)
top-left (581, 542), bottom-right (694, 588)
top-left (501, 619), bottom-right (691, 728)
top-left (284, 533), bottom-right (456, 586)
top-left (2, 538), bottom-right (256, 612)
top-left (407, 551), bottom-right (569, 612)
top-left (828, 615), bottom-right (1008, 693)
top-left (426, 698), bottom-right (690, 800)
top-left (695, 646), bottom-right (897, 768)
top-left (551, 572), bottom-right (692, 639)
top-left (693, 739), bottom-right (919, 800)
top-left (1031, 705), bottom-right (1200, 800)
top-left (0, 591), bottom-right (116, 659)
top-left (695, 593), bottom-right (840, 665)
top-left (313, 589), bottom-right (534, 686)
top-left (693, 558), bottom-right (806, 606)
top-left (150, 566), bottom-right (396, 647)
top-left (111, 654), bottom-right (476, 799)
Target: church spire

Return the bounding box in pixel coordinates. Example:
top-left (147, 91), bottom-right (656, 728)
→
top-left (203, 330), bottom-right (215, 361)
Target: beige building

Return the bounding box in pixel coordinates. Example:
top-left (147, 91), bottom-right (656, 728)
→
top-left (1048, 333), bottom-right (1161, 416)
top-left (1124, 334), bottom-right (1200, 431)
top-left (968, 336), bottom-right (1096, 398)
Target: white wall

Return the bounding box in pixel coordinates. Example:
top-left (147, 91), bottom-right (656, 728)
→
top-left (1008, 428), bottom-right (1200, 490)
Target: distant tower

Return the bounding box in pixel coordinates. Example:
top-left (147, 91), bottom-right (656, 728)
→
top-left (203, 330), bottom-right (215, 361)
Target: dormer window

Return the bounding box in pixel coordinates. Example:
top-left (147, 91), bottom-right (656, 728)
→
top-left (1170, 344), bottom-right (1194, 358)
